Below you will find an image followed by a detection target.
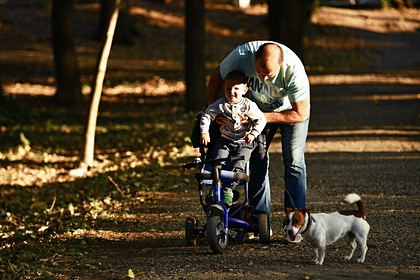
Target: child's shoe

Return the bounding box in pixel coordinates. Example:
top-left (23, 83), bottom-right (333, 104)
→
top-left (205, 188), bottom-right (214, 204)
top-left (223, 188), bottom-right (233, 206)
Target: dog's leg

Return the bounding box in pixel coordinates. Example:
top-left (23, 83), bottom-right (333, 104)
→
top-left (356, 222), bottom-right (370, 263)
top-left (306, 239), bottom-right (320, 264)
top-left (356, 237), bottom-right (368, 263)
top-left (317, 245), bottom-right (326, 265)
top-left (344, 238), bottom-right (356, 261)
top-left (315, 239), bottom-right (326, 265)
top-left (311, 246), bottom-right (319, 264)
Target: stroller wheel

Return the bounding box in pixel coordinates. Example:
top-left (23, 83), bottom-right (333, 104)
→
top-left (207, 216), bottom-right (228, 253)
top-left (258, 213), bottom-right (270, 244)
top-left (185, 217), bottom-right (197, 246)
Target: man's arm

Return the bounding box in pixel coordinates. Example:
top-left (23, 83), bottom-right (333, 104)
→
top-left (207, 65), bottom-right (224, 105)
top-left (264, 96), bottom-right (310, 124)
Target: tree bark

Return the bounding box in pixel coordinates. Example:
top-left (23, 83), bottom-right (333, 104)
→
top-left (267, 0), bottom-right (314, 60)
top-left (93, 0), bottom-right (139, 45)
top-left (0, 72), bottom-right (4, 100)
top-left (185, 0), bottom-right (206, 112)
top-left (0, 70), bottom-right (3, 101)
top-left (52, 0), bottom-right (82, 105)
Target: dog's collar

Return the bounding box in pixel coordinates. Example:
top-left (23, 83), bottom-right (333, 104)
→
top-left (300, 212), bottom-right (316, 235)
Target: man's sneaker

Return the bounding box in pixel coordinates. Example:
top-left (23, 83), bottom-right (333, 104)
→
top-left (246, 228), bottom-right (273, 240)
top-left (223, 188), bottom-right (233, 206)
top-left (281, 232), bottom-right (302, 244)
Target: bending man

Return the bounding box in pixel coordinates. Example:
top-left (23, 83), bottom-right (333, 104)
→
top-left (206, 41), bottom-right (310, 241)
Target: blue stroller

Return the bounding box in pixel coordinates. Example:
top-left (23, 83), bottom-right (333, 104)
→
top-left (182, 146), bottom-right (270, 254)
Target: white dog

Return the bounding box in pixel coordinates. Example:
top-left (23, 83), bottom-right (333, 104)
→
top-left (284, 193), bottom-right (370, 265)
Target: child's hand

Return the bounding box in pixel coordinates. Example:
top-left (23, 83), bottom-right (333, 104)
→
top-left (245, 134), bottom-right (255, 144)
top-left (201, 133), bottom-right (210, 146)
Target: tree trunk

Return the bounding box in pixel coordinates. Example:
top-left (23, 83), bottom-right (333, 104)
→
top-left (79, 0), bottom-right (121, 171)
top-left (0, 70), bottom-right (3, 101)
top-left (267, 0), bottom-right (314, 60)
top-left (93, 0), bottom-right (139, 45)
top-left (52, 0), bottom-right (82, 105)
top-left (398, 0), bottom-right (414, 8)
top-left (185, 0), bottom-right (206, 112)
top-left (0, 86), bottom-right (4, 105)
top-left (403, 0), bottom-right (414, 7)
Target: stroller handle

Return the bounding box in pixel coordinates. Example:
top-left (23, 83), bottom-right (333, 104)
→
top-left (182, 155), bottom-right (245, 170)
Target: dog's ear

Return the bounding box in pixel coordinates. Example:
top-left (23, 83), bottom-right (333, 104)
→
top-left (285, 207), bottom-right (293, 214)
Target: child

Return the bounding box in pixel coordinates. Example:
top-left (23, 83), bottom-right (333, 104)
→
top-left (200, 70), bottom-right (267, 206)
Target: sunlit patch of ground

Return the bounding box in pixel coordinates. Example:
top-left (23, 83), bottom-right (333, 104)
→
top-left (311, 6), bottom-right (420, 34)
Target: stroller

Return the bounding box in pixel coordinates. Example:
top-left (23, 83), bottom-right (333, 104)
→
top-left (182, 145), bottom-right (270, 254)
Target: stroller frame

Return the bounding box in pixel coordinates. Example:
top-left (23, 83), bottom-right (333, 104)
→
top-left (182, 148), bottom-right (270, 253)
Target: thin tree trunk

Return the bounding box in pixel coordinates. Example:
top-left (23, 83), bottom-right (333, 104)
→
top-left (79, 0), bottom-right (121, 171)
top-left (52, 0), bottom-right (82, 105)
top-left (185, 0), bottom-right (206, 112)
top-left (403, 0), bottom-right (414, 7)
top-left (0, 87), bottom-right (4, 104)
top-left (0, 70), bottom-right (3, 101)
top-left (93, 0), bottom-right (139, 45)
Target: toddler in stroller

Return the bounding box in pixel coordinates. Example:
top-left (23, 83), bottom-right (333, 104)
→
top-left (199, 70), bottom-right (266, 206)
top-left (182, 71), bottom-right (269, 253)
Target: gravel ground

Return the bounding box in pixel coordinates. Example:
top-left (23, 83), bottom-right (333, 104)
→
top-left (68, 150), bottom-right (420, 280)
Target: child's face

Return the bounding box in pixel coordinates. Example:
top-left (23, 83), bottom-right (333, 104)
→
top-left (224, 79), bottom-right (248, 104)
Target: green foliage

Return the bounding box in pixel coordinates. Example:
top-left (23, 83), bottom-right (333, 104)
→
top-left (381, 0), bottom-right (392, 7)
top-left (19, 132), bottom-right (30, 149)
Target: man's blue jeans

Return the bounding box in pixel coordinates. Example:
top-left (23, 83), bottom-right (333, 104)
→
top-left (248, 117), bottom-right (309, 218)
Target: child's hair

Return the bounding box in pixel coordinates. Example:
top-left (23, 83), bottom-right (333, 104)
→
top-left (225, 70), bottom-right (247, 84)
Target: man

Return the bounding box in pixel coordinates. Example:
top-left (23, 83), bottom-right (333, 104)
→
top-left (206, 41), bottom-right (310, 241)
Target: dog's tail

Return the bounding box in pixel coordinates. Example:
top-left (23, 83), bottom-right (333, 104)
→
top-left (341, 193), bottom-right (367, 219)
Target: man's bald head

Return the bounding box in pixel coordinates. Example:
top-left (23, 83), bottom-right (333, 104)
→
top-left (254, 43), bottom-right (283, 80)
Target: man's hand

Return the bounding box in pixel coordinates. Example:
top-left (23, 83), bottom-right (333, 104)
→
top-left (215, 114), bottom-right (249, 126)
top-left (245, 134), bottom-right (255, 144)
top-left (239, 115), bottom-right (249, 125)
top-left (215, 114), bottom-right (228, 126)
top-left (264, 97), bottom-right (310, 124)
top-left (200, 133), bottom-right (210, 146)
